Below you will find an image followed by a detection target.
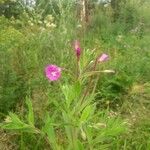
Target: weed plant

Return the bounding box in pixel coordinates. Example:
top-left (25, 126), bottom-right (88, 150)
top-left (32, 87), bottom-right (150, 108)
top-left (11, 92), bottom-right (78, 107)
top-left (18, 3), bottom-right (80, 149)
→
top-left (0, 0), bottom-right (150, 149)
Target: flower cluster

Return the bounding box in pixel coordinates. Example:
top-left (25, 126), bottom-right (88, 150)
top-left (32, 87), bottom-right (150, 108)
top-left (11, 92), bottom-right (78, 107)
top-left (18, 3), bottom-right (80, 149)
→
top-left (45, 40), bottom-right (109, 81)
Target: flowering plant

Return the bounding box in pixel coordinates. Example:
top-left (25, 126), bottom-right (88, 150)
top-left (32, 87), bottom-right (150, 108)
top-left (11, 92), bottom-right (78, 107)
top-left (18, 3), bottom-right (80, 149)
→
top-left (1, 40), bottom-right (126, 150)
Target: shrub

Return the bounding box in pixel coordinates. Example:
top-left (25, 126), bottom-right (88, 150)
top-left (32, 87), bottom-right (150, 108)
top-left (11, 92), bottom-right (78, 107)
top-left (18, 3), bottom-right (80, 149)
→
top-left (0, 22), bottom-right (27, 116)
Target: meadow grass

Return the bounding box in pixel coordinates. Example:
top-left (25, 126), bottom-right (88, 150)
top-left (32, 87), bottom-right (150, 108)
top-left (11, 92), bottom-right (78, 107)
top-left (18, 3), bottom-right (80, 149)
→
top-left (0, 0), bottom-right (150, 149)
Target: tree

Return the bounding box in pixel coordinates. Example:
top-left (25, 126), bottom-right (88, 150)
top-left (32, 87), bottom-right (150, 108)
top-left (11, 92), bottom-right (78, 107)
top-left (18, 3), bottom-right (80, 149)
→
top-left (0, 0), bottom-right (25, 18)
top-left (111, 0), bottom-right (126, 21)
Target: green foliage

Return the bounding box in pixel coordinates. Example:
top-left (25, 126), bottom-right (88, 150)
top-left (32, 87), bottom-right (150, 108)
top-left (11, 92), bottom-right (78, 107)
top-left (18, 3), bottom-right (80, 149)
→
top-left (80, 104), bottom-right (94, 124)
top-left (0, 112), bottom-right (35, 133)
top-left (0, 34), bottom-right (126, 149)
top-left (0, 0), bottom-right (25, 18)
top-left (0, 0), bottom-right (150, 149)
top-left (42, 113), bottom-right (59, 149)
top-left (116, 83), bottom-right (150, 149)
top-left (26, 97), bottom-right (34, 125)
top-left (0, 21), bottom-right (27, 116)
top-left (85, 112), bottom-right (126, 149)
top-left (62, 81), bottom-right (81, 108)
top-left (36, 0), bottom-right (76, 20)
top-left (91, 0), bottom-right (143, 39)
top-left (97, 73), bottom-right (133, 107)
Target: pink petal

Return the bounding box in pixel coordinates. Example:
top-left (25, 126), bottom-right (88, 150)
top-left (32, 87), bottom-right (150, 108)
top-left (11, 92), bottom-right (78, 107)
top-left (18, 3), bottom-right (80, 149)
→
top-left (98, 53), bottom-right (109, 62)
top-left (45, 64), bottom-right (62, 81)
top-left (74, 40), bottom-right (81, 59)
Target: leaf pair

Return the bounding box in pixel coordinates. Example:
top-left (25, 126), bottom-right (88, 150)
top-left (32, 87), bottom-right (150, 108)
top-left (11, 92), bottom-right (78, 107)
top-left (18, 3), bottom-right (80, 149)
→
top-left (61, 81), bottom-right (81, 108)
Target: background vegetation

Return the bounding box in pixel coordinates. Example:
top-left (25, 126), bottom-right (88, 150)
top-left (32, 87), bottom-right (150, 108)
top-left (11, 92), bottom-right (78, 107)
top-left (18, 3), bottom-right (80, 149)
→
top-left (0, 0), bottom-right (150, 149)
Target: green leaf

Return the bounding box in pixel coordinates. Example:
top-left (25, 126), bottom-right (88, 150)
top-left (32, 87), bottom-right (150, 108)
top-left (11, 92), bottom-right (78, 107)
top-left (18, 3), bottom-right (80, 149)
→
top-left (61, 82), bottom-right (81, 108)
top-left (26, 97), bottom-right (34, 126)
top-left (74, 81), bottom-right (81, 97)
top-left (62, 111), bottom-right (72, 143)
top-left (1, 113), bottom-right (35, 133)
top-left (42, 113), bottom-right (57, 146)
top-left (81, 70), bottom-right (115, 79)
top-left (80, 105), bottom-right (94, 124)
top-left (76, 139), bottom-right (84, 150)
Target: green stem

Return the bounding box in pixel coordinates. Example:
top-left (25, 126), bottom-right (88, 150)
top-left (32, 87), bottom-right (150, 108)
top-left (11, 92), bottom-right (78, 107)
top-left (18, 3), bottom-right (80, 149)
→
top-left (71, 126), bottom-right (78, 150)
top-left (80, 58), bottom-right (98, 104)
top-left (76, 59), bottom-right (80, 79)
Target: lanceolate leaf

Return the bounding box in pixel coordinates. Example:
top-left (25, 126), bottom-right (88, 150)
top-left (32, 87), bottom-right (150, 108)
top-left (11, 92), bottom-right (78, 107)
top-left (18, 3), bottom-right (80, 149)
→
top-left (1, 113), bottom-right (35, 133)
top-left (26, 97), bottom-right (34, 126)
top-left (76, 139), bottom-right (84, 150)
top-left (62, 81), bottom-right (81, 108)
top-left (42, 113), bottom-right (57, 148)
top-left (80, 105), bottom-right (93, 124)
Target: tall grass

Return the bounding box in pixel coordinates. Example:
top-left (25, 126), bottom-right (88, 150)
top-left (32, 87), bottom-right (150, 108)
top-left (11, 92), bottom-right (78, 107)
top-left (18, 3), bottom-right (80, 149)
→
top-left (0, 0), bottom-right (150, 149)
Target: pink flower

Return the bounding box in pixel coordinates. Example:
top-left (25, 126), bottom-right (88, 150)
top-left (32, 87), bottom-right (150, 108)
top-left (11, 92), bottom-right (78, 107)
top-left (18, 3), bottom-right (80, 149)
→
top-left (98, 53), bottom-right (109, 62)
top-left (45, 64), bottom-right (62, 81)
top-left (74, 40), bottom-right (81, 60)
